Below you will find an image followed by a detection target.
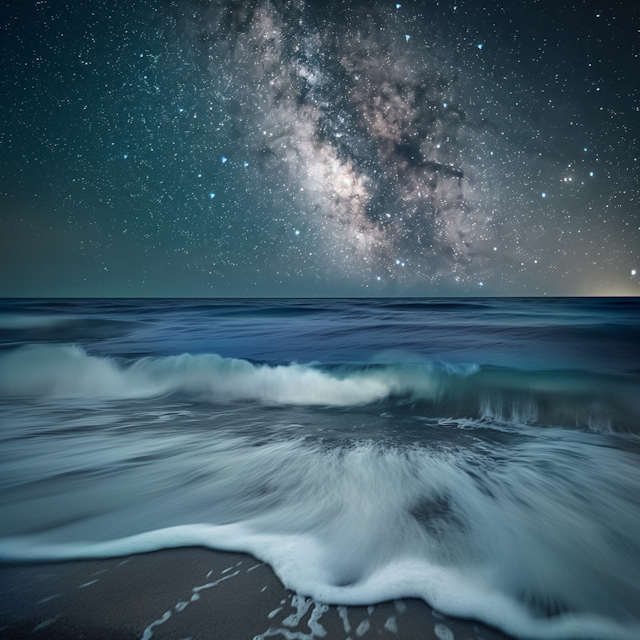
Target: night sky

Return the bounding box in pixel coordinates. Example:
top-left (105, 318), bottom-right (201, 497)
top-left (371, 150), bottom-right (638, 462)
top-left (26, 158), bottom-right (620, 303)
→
top-left (1, 0), bottom-right (639, 297)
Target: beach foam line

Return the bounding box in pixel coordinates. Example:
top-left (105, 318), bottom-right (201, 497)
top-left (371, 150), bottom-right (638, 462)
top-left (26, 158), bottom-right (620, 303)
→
top-left (1, 524), bottom-right (638, 640)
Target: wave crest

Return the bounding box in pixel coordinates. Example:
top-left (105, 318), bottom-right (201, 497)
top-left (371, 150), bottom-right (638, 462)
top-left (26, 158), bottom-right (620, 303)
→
top-left (0, 344), bottom-right (441, 405)
top-left (1, 345), bottom-right (638, 433)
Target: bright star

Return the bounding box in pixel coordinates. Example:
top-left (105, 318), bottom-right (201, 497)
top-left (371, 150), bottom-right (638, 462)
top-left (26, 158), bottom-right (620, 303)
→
top-left (405, 35), bottom-right (410, 41)
top-left (396, 3), bottom-right (401, 7)
top-left (221, 157), bottom-right (227, 163)
top-left (123, 154), bottom-right (128, 159)
top-left (244, 162), bottom-right (249, 167)
top-left (479, 282), bottom-right (484, 286)
top-left (209, 193), bottom-right (215, 198)
top-left (477, 44), bottom-right (483, 49)
top-left (295, 230), bottom-right (300, 235)
top-left (542, 192), bottom-right (546, 198)
top-left (443, 103), bottom-right (447, 108)
top-left (377, 276), bottom-right (381, 281)
top-left (590, 172), bottom-right (594, 177)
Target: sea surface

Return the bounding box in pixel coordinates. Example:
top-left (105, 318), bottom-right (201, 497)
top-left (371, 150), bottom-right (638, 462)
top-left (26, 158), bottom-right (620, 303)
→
top-left (1, 298), bottom-right (640, 640)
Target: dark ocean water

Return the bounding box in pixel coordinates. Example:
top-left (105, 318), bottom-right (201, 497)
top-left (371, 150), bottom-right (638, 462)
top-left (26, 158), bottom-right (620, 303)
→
top-left (1, 298), bottom-right (640, 640)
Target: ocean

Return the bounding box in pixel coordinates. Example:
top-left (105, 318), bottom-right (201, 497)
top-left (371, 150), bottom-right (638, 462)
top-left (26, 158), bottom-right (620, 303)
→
top-left (1, 298), bottom-right (639, 640)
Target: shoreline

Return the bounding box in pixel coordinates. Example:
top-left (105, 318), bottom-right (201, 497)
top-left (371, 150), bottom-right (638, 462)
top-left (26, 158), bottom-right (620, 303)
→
top-left (0, 546), bottom-right (513, 640)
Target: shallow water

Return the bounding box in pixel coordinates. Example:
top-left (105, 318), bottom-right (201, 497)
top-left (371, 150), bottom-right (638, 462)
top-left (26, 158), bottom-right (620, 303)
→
top-left (1, 298), bottom-right (639, 639)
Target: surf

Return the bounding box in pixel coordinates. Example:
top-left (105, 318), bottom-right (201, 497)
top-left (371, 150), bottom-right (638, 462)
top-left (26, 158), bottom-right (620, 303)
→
top-left (1, 344), bottom-right (638, 433)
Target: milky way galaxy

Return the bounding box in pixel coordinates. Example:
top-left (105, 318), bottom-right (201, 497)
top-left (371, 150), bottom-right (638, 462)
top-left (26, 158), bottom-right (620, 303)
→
top-left (1, 0), bottom-right (638, 296)
top-left (158, 0), bottom-right (526, 290)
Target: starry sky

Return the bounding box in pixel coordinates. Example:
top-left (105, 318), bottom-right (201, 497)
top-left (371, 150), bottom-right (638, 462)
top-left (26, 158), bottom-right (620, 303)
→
top-left (1, 0), bottom-right (639, 297)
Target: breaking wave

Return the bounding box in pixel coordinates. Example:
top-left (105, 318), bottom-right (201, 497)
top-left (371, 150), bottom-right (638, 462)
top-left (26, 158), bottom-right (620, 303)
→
top-left (0, 344), bottom-right (638, 433)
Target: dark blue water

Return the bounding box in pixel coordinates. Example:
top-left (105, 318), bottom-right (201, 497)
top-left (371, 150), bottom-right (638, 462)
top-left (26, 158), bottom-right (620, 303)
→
top-left (1, 299), bottom-right (639, 640)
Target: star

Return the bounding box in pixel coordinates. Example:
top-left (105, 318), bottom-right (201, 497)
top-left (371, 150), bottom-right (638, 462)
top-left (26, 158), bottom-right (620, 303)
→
top-left (5, 0), bottom-right (633, 297)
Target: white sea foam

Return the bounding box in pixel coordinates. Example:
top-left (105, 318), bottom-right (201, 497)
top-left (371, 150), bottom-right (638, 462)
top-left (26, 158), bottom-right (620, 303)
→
top-left (2, 524), bottom-right (638, 640)
top-left (2, 437), bottom-right (640, 640)
top-left (2, 344), bottom-right (637, 434)
top-left (0, 344), bottom-right (456, 405)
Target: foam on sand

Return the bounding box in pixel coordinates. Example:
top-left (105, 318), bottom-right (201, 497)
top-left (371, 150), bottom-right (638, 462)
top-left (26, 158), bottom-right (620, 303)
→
top-left (2, 436), bottom-right (640, 640)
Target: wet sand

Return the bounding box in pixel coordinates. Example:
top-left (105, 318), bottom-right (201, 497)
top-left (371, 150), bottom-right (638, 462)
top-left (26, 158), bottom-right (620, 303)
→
top-left (0, 547), bottom-right (514, 640)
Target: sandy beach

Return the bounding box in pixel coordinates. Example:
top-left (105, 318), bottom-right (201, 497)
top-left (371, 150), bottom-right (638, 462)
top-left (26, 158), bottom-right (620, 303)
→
top-left (0, 547), bottom-right (513, 640)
